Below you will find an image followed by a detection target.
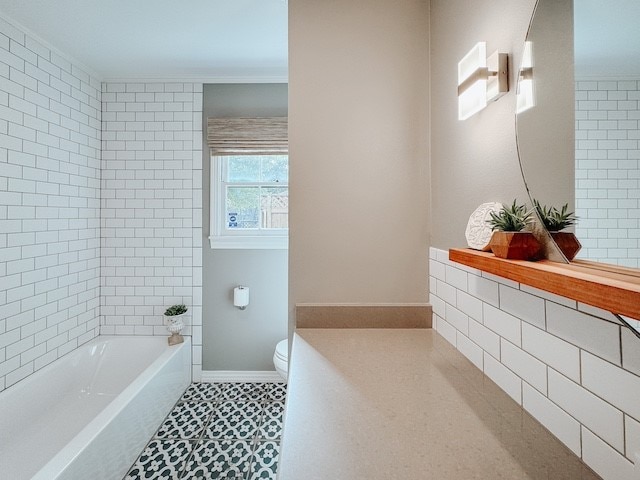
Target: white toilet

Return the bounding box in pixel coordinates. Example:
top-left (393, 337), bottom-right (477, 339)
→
top-left (273, 339), bottom-right (288, 381)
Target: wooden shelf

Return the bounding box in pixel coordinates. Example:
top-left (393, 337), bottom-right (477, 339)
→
top-left (449, 248), bottom-right (640, 320)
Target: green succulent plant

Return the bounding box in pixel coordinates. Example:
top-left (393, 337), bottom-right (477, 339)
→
top-left (533, 199), bottom-right (577, 232)
top-left (164, 304), bottom-right (188, 316)
top-left (487, 200), bottom-right (533, 232)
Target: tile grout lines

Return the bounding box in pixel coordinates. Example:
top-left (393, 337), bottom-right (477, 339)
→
top-left (124, 381), bottom-right (286, 480)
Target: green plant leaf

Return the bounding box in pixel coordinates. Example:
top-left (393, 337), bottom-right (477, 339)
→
top-left (533, 199), bottom-right (577, 231)
top-left (165, 304), bottom-right (187, 316)
top-left (486, 200), bottom-right (533, 232)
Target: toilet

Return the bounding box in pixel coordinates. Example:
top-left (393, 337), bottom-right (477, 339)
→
top-left (273, 339), bottom-right (288, 381)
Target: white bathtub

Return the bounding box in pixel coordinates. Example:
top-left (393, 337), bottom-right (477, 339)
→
top-left (0, 335), bottom-right (191, 480)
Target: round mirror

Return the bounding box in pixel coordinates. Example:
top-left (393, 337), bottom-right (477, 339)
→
top-left (516, 0), bottom-right (640, 269)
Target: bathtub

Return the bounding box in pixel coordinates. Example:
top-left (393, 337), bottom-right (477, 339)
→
top-left (0, 335), bottom-right (191, 480)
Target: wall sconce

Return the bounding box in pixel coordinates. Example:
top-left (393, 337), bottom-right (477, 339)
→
top-left (516, 41), bottom-right (535, 114)
top-left (458, 42), bottom-right (509, 120)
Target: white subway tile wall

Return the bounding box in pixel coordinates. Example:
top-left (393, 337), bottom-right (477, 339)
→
top-left (430, 247), bottom-right (640, 480)
top-left (101, 82), bottom-right (203, 380)
top-left (0, 22), bottom-right (101, 392)
top-left (0, 18), bottom-right (205, 392)
top-left (575, 79), bottom-right (640, 268)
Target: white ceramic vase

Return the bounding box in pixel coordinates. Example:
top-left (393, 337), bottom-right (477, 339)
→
top-left (165, 312), bottom-right (185, 345)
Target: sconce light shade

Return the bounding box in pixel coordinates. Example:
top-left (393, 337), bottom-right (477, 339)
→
top-left (458, 42), bottom-right (488, 120)
top-left (516, 41), bottom-right (535, 114)
top-left (458, 42), bottom-right (509, 120)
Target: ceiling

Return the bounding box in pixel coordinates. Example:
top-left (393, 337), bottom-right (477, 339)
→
top-left (0, 0), bottom-right (288, 80)
top-left (574, 0), bottom-right (640, 77)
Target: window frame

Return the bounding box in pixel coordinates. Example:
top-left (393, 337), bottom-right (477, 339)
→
top-left (208, 154), bottom-right (289, 250)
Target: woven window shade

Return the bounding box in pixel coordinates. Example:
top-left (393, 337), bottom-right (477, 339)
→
top-left (207, 117), bottom-right (288, 155)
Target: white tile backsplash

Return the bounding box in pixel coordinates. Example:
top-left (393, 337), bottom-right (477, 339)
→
top-left (467, 274), bottom-right (499, 306)
top-left (624, 415), bottom-right (640, 462)
top-left (582, 351), bottom-right (640, 423)
top-left (548, 368), bottom-right (624, 452)
top-left (575, 79), bottom-right (640, 268)
top-left (521, 321), bottom-right (581, 382)
top-left (0, 15), bottom-right (205, 392)
top-left (500, 338), bottom-right (547, 394)
top-left (483, 352), bottom-right (522, 404)
top-left (456, 289), bottom-right (482, 322)
top-left (0, 19), bottom-right (100, 391)
top-left (546, 301), bottom-right (621, 365)
top-left (444, 303), bottom-right (468, 336)
top-left (499, 284), bottom-right (546, 329)
top-left (429, 293), bottom-right (445, 319)
top-left (482, 303), bottom-right (521, 347)
top-left (522, 383), bottom-right (582, 456)
top-left (582, 427), bottom-right (635, 480)
top-left (436, 314), bottom-right (456, 347)
top-left (456, 331), bottom-right (483, 370)
top-left (621, 328), bottom-right (640, 377)
top-left (444, 264), bottom-right (467, 291)
top-left (481, 271), bottom-right (519, 288)
top-left (101, 81), bottom-right (203, 379)
top-left (429, 258), bottom-right (445, 281)
top-left (435, 278), bottom-right (457, 306)
top-left (468, 317), bottom-right (500, 359)
top-left (431, 247), bottom-right (640, 480)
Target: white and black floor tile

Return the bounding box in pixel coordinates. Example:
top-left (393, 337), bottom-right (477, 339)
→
top-left (125, 382), bottom-right (285, 480)
top-left (205, 401), bottom-right (263, 440)
top-left (247, 442), bottom-right (279, 480)
top-left (181, 383), bottom-right (223, 403)
top-left (156, 402), bottom-right (215, 439)
top-left (264, 383), bottom-right (287, 403)
top-left (182, 440), bottom-right (253, 480)
top-left (219, 383), bottom-right (267, 402)
top-left (257, 402), bottom-right (284, 441)
top-left (124, 439), bottom-right (194, 480)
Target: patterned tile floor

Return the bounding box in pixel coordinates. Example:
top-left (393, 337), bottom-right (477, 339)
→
top-left (124, 382), bottom-right (286, 480)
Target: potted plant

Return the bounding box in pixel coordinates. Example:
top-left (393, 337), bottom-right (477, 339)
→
top-left (533, 199), bottom-right (581, 260)
top-left (486, 200), bottom-right (542, 260)
top-left (164, 304), bottom-right (187, 346)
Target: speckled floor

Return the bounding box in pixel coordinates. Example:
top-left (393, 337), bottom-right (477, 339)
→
top-left (124, 382), bottom-right (286, 480)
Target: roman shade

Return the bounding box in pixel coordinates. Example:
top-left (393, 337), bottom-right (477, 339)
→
top-left (207, 117), bottom-right (288, 155)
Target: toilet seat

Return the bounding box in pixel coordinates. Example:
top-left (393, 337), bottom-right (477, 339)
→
top-left (273, 339), bottom-right (289, 381)
top-left (275, 339), bottom-right (288, 361)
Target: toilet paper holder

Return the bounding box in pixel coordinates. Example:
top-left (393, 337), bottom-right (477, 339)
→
top-left (233, 286), bottom-right (249, 310)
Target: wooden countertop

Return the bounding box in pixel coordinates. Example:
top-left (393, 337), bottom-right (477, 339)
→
top-left (449, 248), bottom-right (640, 320)
top-left (278, 329), bottom-right (599, 480)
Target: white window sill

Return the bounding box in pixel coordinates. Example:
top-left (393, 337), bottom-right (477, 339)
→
top-left (208, 235), bottom-right (288, 250)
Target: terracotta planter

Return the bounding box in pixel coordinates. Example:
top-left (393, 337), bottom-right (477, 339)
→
top-left (550, 232), bottom-right (582, 261)
top-left (489, 231), bottom-right (542, 260)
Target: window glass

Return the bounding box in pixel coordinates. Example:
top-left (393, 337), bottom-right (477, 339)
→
top-left (211, 154), bottom-right (289, 249)
top-left (261, 186), bottom-right (288, 229)
top-left (226, 187), bottom-right (260, 229)
top-left (227, 157), bottom-right (261, 183)
top-left (261, 156), bottom-right (288, 183)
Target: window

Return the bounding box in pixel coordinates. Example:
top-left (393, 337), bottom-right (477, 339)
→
top-left (207, 116), bottom-right (288, 249)
top-left (209, 155), bottom-right (288, 249)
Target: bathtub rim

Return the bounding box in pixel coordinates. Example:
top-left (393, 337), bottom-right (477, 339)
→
top-left (31, 335), bottom-right (191, 480)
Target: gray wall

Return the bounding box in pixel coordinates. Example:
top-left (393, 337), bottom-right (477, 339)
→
top-left (430, 0), bottom-right (539, 249)
top-left (288, 0), bottom-right (430, 335)
top-left (202, 84), bottom-right (288, 371)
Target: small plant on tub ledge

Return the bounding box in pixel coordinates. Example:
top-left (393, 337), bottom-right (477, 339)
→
top-left (533, 199), bottom-right (581, 260)
top-left (164, 304), bottom-right (187, 346)
top-left (486, 200), bottom-right (542, 260)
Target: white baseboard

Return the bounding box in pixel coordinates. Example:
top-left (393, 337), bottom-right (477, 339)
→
top-left (201, 370), bottom-right (284, 383)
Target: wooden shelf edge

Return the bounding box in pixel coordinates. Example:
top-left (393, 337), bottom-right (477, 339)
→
top-left (449, 248), bottom-right (640, 320)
